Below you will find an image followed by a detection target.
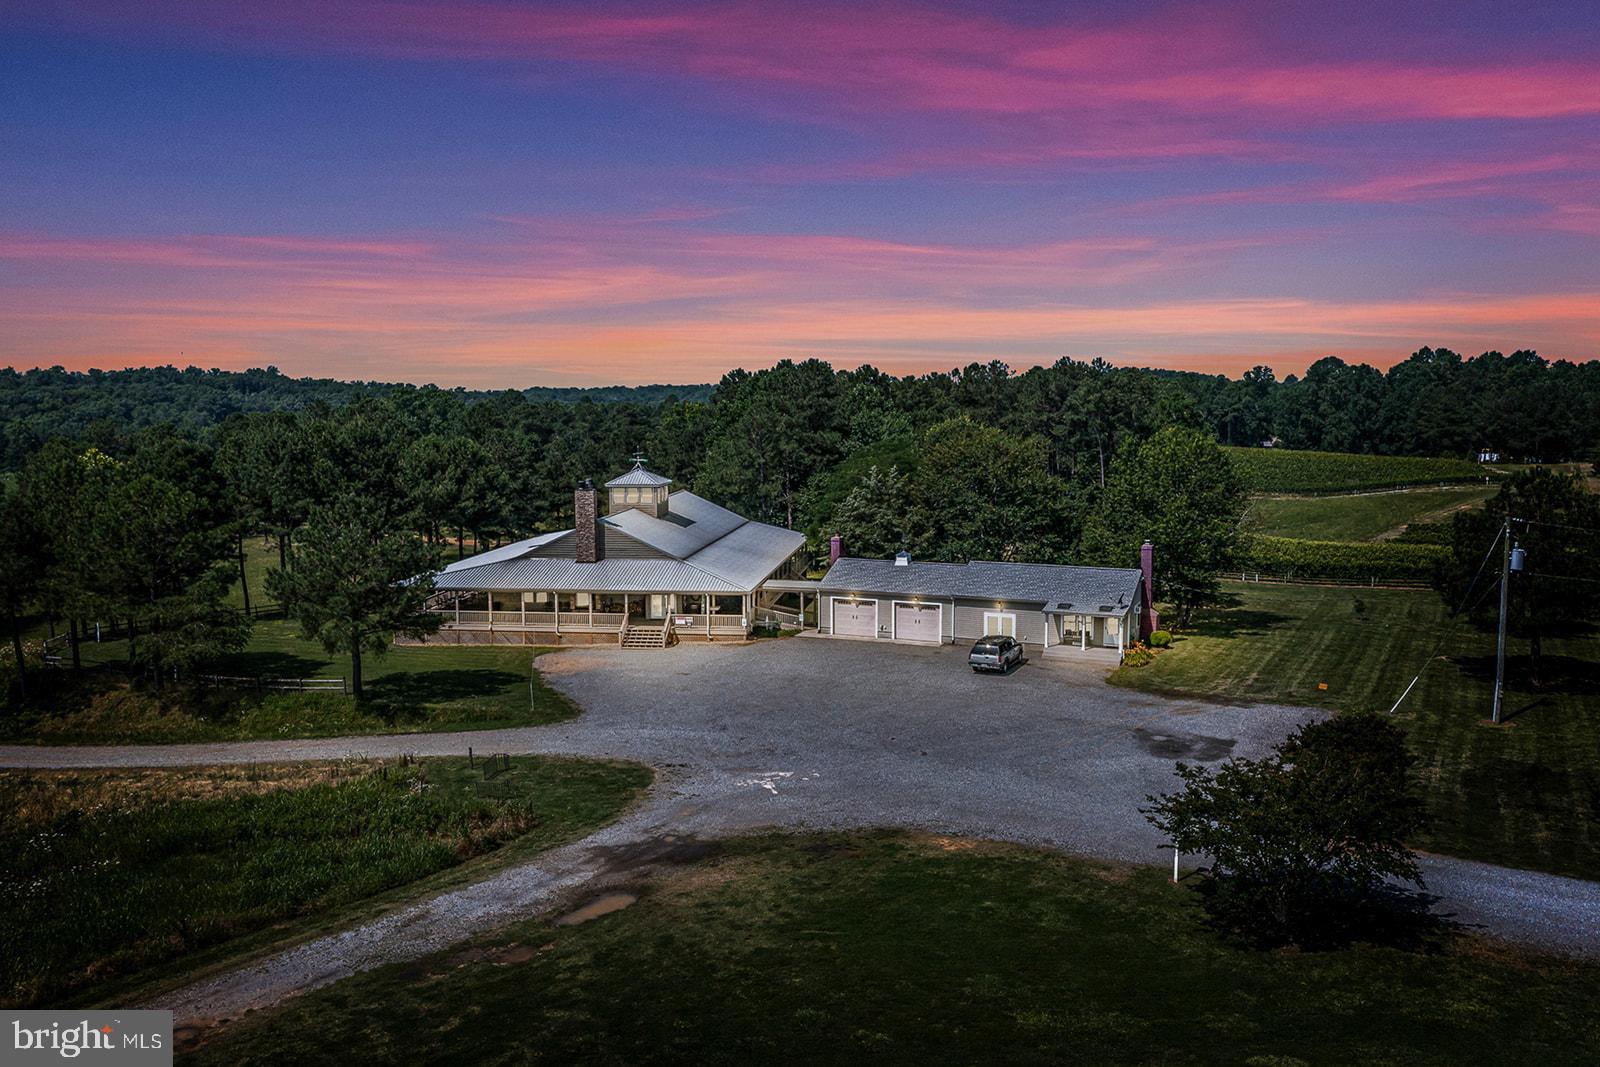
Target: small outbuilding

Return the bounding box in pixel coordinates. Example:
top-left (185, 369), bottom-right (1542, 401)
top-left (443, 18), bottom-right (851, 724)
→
top-left (816, 553), bottom-right (1144, 660)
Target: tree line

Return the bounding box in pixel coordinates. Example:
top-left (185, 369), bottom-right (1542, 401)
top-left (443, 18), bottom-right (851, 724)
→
top-left (3, 350), bottom-right (1595, 706)
top-left (4, 347), bottom-right (1596, 474)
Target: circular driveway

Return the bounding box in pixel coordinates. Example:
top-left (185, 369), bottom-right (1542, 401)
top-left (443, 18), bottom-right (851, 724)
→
top-left (534, 636), bottom-right (1316, 864)
top-left (3, 637), bottom-right (1595, 1024)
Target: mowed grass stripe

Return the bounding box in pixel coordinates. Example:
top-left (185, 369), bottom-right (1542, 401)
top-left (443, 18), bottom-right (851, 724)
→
top-left (1113, 582), bottom-right (1599, 881)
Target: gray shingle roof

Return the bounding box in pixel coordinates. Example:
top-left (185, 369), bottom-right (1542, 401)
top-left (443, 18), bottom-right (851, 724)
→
top-left (818, 557), bottom-right (1142, 614)
top-left (605, 464), bottom-right (673, 488)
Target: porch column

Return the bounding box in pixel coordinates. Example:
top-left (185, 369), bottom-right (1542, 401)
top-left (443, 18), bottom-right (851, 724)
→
top-left (1117, 619), bottom-right (1124, 655)
top-left (587, 596), bottom-right (593, 629)
top-left (1044, 616), bottom-right (1051, 649)
top-left (455, 598), bottom-right (460, 626)
top-left (554, 593), bottom-right (560, 635)
top-left (1080, 616), bottom-right (1086, 651)
top-left (520, 594), bottom-right (526, 628)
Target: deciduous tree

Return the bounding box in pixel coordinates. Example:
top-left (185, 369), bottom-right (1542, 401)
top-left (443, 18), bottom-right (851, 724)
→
top-left (1083, 427), bottom-right (1245, 626)
top-left (1144, 713), bottom-right (1425, 947)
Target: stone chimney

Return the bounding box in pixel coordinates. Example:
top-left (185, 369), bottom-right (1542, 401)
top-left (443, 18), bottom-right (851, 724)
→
top-left (829, 535), bottom-right (842, 564)
top-left (1139, 539), bottom-right (1159, 639)
top-left (575, 479), bottom-right (602, 563)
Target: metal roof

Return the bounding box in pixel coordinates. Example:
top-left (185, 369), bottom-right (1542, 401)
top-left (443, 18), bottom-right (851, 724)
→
top-left (684, 521), bottom-right (806, 589)
top-left (430, 491), bottom-right (803, 594)
top-left (438, 531), bottom-right (566, 575)
top-left (818, 557), bottom-right (1142, 615)
top-left (434, 555), bottom-right (749, 594)
top-left (604, 490), bottom-right (744, 557)
top-left (605, 464), bottom-right (673, 488)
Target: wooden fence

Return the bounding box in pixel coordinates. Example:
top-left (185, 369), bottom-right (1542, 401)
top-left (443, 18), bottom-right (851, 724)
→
top-left (196, 674), bottom-right (348, 693)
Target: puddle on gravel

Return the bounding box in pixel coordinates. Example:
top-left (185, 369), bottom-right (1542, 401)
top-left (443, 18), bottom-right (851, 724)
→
top-left (590, 834), bottom-right (719, 874)
top-left (555, 891), bottom-right (638, 926)
top-left (1131, 726), bottom-right (1236, 761)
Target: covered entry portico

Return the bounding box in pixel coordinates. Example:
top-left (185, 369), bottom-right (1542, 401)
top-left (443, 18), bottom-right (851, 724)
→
top-left (1043, 602), bottom-right (1135, 658)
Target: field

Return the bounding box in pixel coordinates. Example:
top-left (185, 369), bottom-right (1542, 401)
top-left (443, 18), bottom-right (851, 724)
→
top-left (1244, 485), bottom-right (1495, 541)
top-left (0, 756), bottom-right (651, 1008)
top-left (1225, 446), bottom-right (1489, 493)
top-left (186, 831), bottom-right (1600, 1065)
top-left (1113, 582), bottom-right (1600, 882)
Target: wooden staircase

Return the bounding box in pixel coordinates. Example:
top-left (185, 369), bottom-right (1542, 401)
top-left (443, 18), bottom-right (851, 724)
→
top-left (619, 620), bottom-right (672, 649)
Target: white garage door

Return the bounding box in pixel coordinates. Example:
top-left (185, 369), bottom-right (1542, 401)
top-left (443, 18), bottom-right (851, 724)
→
top-left (832, 598), bottom-right (878, 638)
top-left (894, 602), bottom-right (941, 643)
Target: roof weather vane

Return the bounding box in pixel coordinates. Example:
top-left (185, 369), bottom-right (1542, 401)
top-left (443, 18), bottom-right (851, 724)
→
top-left (629, 450), bottom-right (649, 468)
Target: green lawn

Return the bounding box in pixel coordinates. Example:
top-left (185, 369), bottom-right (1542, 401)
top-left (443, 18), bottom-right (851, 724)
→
top-left (1113, 582), bottom-right (1600, 882)
top-left (186, 831), bottom-right (1600, 1065)
top-left (0, 756), bottom-right (651, 1009)
top-left (8, 541), bottom-right (578, 744)
top-left (1244, 485), bottom-right (1494, 541)
top-left (3, 622), bottom-right (572, 744)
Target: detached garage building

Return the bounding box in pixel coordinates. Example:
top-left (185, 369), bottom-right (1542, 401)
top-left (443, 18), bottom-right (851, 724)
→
top-left (817, 553), bottom-right (1144, 660)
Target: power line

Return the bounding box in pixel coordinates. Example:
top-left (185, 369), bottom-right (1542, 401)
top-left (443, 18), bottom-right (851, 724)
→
top-left (1387, 523), bottom-right (1503, 715)
top-left (1528, 571), bottom-right (1600, 586)
top-left (1518, 517), bottom-right (1600, 535)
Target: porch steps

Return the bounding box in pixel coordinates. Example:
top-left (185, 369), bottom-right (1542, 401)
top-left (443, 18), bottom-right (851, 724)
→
top-left (620, 624), bottom-right (671, 649)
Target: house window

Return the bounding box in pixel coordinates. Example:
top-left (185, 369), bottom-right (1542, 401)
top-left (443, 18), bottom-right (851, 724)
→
top-left (558, 592), bottom-right (592, 612)
top-left (680, 594), bottom-right (705, 614)
top-left (523, 591), bottom-right (550, 609)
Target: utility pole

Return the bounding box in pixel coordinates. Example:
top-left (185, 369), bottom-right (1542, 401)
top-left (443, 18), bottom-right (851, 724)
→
top-left (1492, 516), bottom-right (1511, 725)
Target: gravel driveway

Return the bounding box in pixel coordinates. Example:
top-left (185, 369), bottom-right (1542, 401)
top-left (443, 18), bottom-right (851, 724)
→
top-left (3, 636), bottom-right (1596, 1024)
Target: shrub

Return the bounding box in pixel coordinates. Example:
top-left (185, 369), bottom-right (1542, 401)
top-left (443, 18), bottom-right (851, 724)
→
top-left (1143, 713), bottom-right (1427, 947)
top-left (1121, 643), bottom-right (1155, 667)
top-left (1148, 629), bottom-right (1172, 648)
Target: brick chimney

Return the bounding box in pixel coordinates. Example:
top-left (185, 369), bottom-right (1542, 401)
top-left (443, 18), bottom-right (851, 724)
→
top-left (575, 479), bottom-right (602, 563)
top-left (1139, 539), bottom-right (1159, 639)
top-left (829, 535), bottom-right (842, 564)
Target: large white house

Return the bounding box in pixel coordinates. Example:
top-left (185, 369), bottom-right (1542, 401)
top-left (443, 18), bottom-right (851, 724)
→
top-left (420, 462), bottom-right (806, 648)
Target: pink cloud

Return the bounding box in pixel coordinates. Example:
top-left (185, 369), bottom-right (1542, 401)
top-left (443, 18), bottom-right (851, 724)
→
top-left (22, 2), bottom-right (1600, 161)
top-left (4, 220), bottom-right (1593, 386)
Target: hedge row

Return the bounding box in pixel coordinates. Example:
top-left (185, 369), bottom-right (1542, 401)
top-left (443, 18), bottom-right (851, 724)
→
top-left (1238, 536), bottom-right (1448, 583)
top-left (1223, 446), bottom-right (1488, 494)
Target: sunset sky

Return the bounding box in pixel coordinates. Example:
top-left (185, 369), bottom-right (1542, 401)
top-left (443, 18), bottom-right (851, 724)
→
top-left (3, 0), bottom-right (1598, 387)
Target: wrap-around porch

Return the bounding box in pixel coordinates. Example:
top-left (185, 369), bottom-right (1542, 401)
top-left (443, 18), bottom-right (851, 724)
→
top-left (427, 589), bottom-right (753, 641)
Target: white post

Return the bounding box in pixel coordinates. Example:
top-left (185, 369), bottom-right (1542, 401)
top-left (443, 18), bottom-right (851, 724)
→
top-left (1172, 845), bottom-right (1180, 883)
top-left (1080, 617), bottom-right (1086, 651)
